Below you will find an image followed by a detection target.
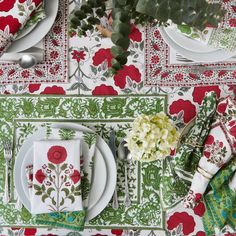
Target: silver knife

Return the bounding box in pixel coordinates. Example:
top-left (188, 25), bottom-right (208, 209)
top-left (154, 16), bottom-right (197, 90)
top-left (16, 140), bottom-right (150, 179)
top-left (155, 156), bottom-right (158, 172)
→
top-left (109, 129), bottom-right (119, 210)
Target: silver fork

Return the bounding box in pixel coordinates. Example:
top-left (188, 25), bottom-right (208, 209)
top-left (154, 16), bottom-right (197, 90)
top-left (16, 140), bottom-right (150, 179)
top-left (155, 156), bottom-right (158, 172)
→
top-left (3, 140), bottom-right (12, 203)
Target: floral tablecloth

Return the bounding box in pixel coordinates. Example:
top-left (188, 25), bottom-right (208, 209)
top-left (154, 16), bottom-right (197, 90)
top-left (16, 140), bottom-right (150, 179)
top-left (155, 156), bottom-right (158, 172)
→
top-left (0, 1), bottom-right (236, 236)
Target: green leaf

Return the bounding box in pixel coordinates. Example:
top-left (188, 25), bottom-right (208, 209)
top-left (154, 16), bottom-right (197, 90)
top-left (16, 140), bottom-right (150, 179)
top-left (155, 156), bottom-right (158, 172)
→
top-left (74, 10), bottom-right (86, 20)
top-left (111, 33), bottom-right (130, 50)
top-left (71, 185), bottom-right (75, 192)
top-left (74, 191), bottom-right (81, 196)
top-left (61, 163), bottom-right (68, 170)
top-left (60, 198), bottom-right (65, 206)
top-left (75, 185), bottom-right (81, 191)
top-left (41, 184), bottom-right (46, 191)
top-left (68, 195), bottom-right (75, 204)
top-left (47, 187), bottom-right (54, 195)
top-left (42, 194), bottom-right (48, 203)
top-left (62, 188), bottom-right (70, 196)
top-left (48, 163), bottom-right (55, 170)
top-left (111, 45), bottom-right (124, 58)
top-left (111, 58), bottom-right (122, 70)
top-left (52, 197), bottom-right (56, 206)
top-left (34, 184), bottom-right (41, 191)
top-left (35, 191), bottom-right (42, 195)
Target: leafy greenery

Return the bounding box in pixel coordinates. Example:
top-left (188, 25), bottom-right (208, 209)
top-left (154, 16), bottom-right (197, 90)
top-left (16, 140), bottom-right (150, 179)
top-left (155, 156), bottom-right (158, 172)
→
top-left (70, 0), bottom-right (225, 73)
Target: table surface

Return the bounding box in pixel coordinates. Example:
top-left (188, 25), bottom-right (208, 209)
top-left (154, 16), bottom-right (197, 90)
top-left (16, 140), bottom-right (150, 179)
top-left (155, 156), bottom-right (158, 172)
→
top-left (0, 1), bottom-right (236, 236)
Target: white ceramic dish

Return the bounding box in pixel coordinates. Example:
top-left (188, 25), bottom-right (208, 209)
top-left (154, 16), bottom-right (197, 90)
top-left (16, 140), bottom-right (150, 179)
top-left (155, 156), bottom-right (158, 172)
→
top-left (160, 26), bottom-right (236, 63)
top-left (14, 123), bottom-right (117, 221)
top-left (8, 0), bottom-right (59, 53)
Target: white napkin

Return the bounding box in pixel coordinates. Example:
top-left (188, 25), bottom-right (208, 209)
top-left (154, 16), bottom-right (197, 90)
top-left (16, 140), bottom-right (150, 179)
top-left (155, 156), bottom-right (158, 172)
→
top-left (183, 96), bottom-right (236, 208)
top-left (31, 139), bottom-right (83, 215)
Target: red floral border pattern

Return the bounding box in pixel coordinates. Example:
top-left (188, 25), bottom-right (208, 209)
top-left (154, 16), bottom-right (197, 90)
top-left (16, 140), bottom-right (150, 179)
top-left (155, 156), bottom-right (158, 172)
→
top-left (0, 0), bottom-right (68, 85)
top-left (145, 0), bottom-right (236, 87)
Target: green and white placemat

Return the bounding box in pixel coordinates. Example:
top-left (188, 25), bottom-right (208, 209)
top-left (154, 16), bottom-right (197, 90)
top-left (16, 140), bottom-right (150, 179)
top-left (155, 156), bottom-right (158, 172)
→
top-left (0, 95), bottom-right (167, 230)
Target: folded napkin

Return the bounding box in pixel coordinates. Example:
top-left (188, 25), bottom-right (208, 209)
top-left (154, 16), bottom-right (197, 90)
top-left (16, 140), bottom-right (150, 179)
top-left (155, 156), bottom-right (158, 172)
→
top-left (203, 158), bottom-right (236, 236)
top-left (31, 139), bottom-right (83, 214)
top-left (0, 0), bottom-right (43, 56)
top-left (28, 127), bottom-right (97, 230)
top-left (183, 96), bottom-right (236, 209)
top-left (172, 24), bottom-right (236, 52)
top-left (160, 91), bottom-right (217, 209)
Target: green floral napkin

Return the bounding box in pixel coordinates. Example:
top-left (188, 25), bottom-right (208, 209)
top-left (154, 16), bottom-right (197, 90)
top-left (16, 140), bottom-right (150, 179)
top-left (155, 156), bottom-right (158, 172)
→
top-left (33, 127), bottom-right (97, 230)
top-left (160, 91), bottom-right (217, 209)
top-left (174, 24), bottom-right (236, 52)
top-left (203, 158), bottom-right (236, 235)
top-left (17, 4), bottom-right (46, 37)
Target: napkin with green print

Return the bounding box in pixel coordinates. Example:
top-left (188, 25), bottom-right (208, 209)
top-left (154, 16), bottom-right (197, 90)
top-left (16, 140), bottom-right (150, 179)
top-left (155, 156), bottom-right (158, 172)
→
top-left (160, 91), bottom-right (217, 209)
top-left (172, 23), bottom-right (236, 52)
top-left (27, 127), bottom-right (97, 231)
top-left (202, 158), bottom-right (236, 236)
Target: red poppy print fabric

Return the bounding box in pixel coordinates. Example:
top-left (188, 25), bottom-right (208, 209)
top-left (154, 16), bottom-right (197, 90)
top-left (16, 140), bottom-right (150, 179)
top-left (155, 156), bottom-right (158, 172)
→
top-left (0, 0), bottom-right (43, 56)
top-left (31, 140), bottom-right (83, 214)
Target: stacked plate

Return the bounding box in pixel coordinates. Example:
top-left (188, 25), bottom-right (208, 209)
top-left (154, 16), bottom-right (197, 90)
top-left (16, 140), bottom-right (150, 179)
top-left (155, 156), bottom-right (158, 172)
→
top-left (159, 26), bottom-right (236, 63)
top-left (14, 123), bottom-right (117, 221)
top-left (8, 0), bottom-right (59, 53)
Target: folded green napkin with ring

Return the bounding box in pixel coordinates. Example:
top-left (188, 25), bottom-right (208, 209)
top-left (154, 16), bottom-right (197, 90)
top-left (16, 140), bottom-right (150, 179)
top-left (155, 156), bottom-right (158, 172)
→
top-left (160, 91), bottom-right (217, 210)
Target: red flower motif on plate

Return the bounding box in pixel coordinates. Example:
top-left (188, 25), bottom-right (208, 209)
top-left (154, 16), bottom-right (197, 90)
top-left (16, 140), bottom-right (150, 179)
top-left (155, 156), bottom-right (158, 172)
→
top-left (129, 24), bottom-right (142, 42)
top-left (70, 170), bottom-right (80, 184)
top-left (192, 86), bottom-right (221, 104)
top-left (92, 48), bottom-right (113, 68)
top-left (167, 212), bottom-right (196, 235)
top-left (40, 86), bottom-right (65, 95)
top-left (47, 146), bottom-right (67, 164)
top-left (71, 50), bottom-right (86, 63)
top-left (169, 99), bottom-right (196, 123)
top-left (35, 169), bottom-right (46, 184)
top-left (0, 15), bottom-right (21, 35)
top-left (92, 84), bottom-right (118, 95)
top-left (0, 0), bottom-right (16, 12)
top-left (114, 65), bottom-right (141, 89)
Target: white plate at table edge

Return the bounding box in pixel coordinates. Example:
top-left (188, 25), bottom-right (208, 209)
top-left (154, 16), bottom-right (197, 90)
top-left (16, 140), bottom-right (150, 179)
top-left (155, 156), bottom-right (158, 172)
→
top-left (14, 123), bottom-right (117, 221)
top-left (20, 144), bottom-right (107, 211)
top-left (159, 26), bottom-right (236, 63)
top-left (8, 0), bottom-right (59, 53)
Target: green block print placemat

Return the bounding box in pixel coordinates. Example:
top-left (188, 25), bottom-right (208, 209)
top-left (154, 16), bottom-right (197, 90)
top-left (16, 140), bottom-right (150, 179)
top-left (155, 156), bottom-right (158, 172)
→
top-left (0, 95), bottom-right (167, 230)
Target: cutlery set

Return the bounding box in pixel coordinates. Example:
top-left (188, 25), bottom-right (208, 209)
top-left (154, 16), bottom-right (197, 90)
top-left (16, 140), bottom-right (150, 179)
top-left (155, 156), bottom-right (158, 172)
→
top-left (109, 129), bottom-right (132, 210)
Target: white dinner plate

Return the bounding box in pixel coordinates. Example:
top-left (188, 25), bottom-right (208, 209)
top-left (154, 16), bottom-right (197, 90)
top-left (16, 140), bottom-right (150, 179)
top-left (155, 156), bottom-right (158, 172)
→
top-left (160, 26), bottom-right (236, 63)
top-left (14, 123), bottom-right (117, 221)
top-left (20, 145), bottom-right (107, 211)
top-left (8, 0), bottom-right (59, 53)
